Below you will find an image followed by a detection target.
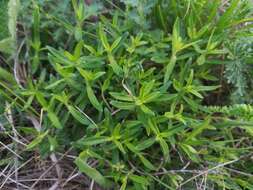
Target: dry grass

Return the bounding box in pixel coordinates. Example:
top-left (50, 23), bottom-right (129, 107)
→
top-left (0, 149), bottom-right (102, 189)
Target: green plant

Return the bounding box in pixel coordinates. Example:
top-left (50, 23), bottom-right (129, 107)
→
top-left (0, 0), bottom-right (9, 40)
top-left (225, 37), bottom-right (253, 103)
top-left (1, 0), bottom-right (253, 189)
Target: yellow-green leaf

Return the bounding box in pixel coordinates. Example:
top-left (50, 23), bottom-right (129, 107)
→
top-left (75, 157), bottom-right (112, 188)
top-left (26, 130), bottom-right (49, 150)
top-left (86, 83), bottom-right (102, 111)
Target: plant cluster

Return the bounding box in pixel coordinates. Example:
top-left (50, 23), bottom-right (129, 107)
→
top-left (1, 0), bottom-right (253, 189)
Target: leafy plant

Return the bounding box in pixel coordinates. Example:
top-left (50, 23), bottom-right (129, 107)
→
top-left (225, 37), bottom-right (253, 103)
top-left (0, 0), bottom-right (253, 189)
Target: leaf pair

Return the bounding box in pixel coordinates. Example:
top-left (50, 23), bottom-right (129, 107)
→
top-left (110, 80), bottom-right (161, 116)
top-left (164, 18), bottom-right (199, 84)
top-left (99, 23), bottom-right (123, 75)
top-left (78, 68), bottom-right (104, 112)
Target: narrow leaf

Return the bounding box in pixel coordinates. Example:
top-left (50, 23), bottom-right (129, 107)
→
top-left (75, 157), bottom-right (111, 188)
top-left (87, 83), bottom-right (102, 111)
top-left (26, 130), bottom-right (49, 150)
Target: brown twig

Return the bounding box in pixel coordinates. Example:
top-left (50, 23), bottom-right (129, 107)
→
top-left (30, 148), bottom-right (73, 189)
top-left (178, 156), bottom-right (247, 188)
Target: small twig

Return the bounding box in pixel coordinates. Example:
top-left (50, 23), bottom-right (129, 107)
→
top-left (7, 133), bottom-right (28, 146)
top-left (154, 169), bottom-right (219, 176)
top-left (89, 179), bottom-right (94, 190)
top-left (56, 152), bottom-right (77, 160)
top-left (224, 167), bottom-right (253, 178)
top-left (111, 109), bottom-right (121, 116)
top-left (39, 109), bottom-right (44, 127)
top-left (62, 168), bottom-right (79, 187)
top-left (0, 163), bottom-right (11, 179)
top-left (101, 89), bottom-right (113, 112)
top-left (203, 172), bottom-right (208, 190)
top-left (0, 165), bottom-right (15, 189)
top-left (30, 148), bottom-right (72, 189)
top-left (0, 141), bottom-right (23, 159)
top-left (9, 178), bottom-right (64, 182)
top-left (49, 181), bottom-right (59, 190)
top-left (50, 153), bottom-right (63, 188)
top-left (28, 115), bottom-right (63, 188)
top-left (178, 157), bottom-right (244, 188)
top-left (0, 157), bottom-right (34, 189)
top-left (0, 172), bottom-right (30, 189)
top-left (122, 79), bottom-right (134, 98)
top-left (27, 115), bottom-right (41, 132)
top-left (199, 174), bottom-right (205, 190)
top-left (182, 161), bottom-right (191, 170)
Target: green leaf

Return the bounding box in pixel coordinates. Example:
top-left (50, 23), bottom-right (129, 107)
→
top-left (126, 142), bottom-right (139, 154)
top-left (78, 68), bottom-right (93, 81)
top-left (158, 137), bottom-right (169, 158)
top-left (8, 0), bottom-right (19, 42)
top-left (196, 54), bottom-right (206, 65)
top-left (45, 79), bottom-right (65, 90)
top-left (48, 135), bottom-right (58, 152)
top-left (180, 144), bottom-right (199, 162)
top-left (217, 0), bottom-right (240, 30)
top-left (186, 69), bottom-right (194, 85)
top-left (110, 92), bottom-right (133, 102)
top-left (26, 130), bottom-right (49, 150)
top-left (155, 3), bottom-right (167, 32)
top-left (67, 105), bottom-right (90, 125)
top-left (110, 101), bottom-right (135, 110)
top-left (48, 111), bottom-right (62, 129)
top-left (35, 92), bottom-right (48, 108)
top-left (93, 71), bottom-right (105, 80)
top-left (99, 23), bottom-right (110, 51)
top-left (84, 43), bottom-right (97, 54)
top-left (86, 149), bottom-right (104, 160)
top-left (108, 54), bottom-right (122, 75)
top-left (140, 104), bottom-right (155, 116)
top-left (120, 176), bottom-right (128, 190)
top-left (114, 140), bottom-right (126, 154)
top-left (160, 125), bottom-right (186, 138)
top-left (139, 80), bottom-right (155, 98)
top-left (0, 67), bottom-right (16, 84)
top-left (0, 38), bottom-right (13, 54)
top-left (74, 41), bottom-right (83, 60)
top-left (164, 54), bottom-right (177, 84)
top-left (31, 3), bottom-right (41, 73)
top-left (129, 174), bottom-right (149, 186)
top-left (138, 154), bottom-right (156, 170)
top-left (75, 157), bottom-right (111, 188)
top-left (143, 92), bottom-right (161, 103)
top-left (136, 137), bottom-right (156, 151)
top-left (185, 117), bottom-right (211, 142)
top-left (86, 83), bottom-right (102, 112)
top-left (172, 18), bottom-right (183, 54)
top-left (111, 36), bottom-right (122, 51)
top-left (32, 4), bottom-right (40, 44)
top-left (47, 46), bottom-right (73, 65)
top-left (187, 88), bottom-right (203, 99)
top-left (0, 0), bottom-right (9, 40)
top-left (196, 85), bottom-right (220, 92)
top-left (23, 95), bottom-right (34, 111)
top-left (76, 136), bottom-right (110, 146)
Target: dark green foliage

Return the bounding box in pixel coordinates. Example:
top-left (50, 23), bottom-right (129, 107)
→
top-left (225, 37), bottom-right (253, 103)
top-left (0, 0), bottom-right (9, 40)
top-left (1, 0), bottom-right (253, 189)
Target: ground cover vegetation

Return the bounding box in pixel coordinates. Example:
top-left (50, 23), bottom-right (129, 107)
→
top-left (0, 0), bottom-right (253, 189)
